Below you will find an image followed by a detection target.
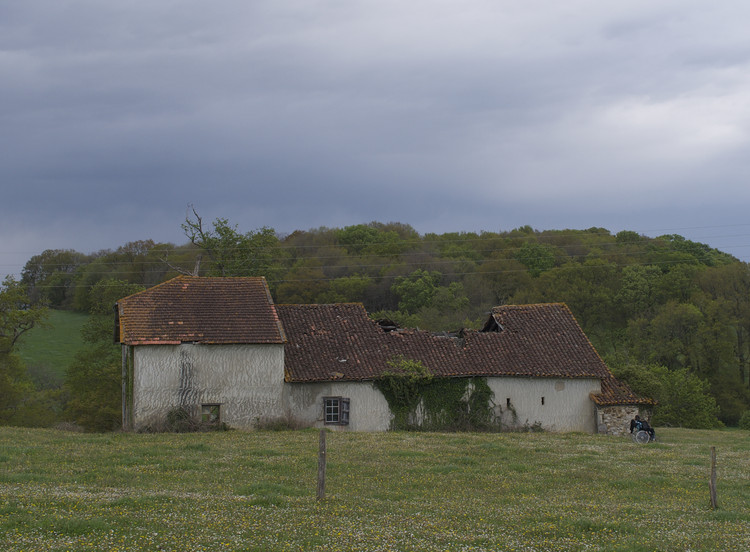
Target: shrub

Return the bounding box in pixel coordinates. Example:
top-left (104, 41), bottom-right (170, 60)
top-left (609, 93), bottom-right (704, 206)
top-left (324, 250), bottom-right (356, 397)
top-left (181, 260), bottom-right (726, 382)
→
top-left (139, 407), bottom-right (230, 433)
top-left (253, 415), bottom-right (308, 431)
top-left (654, 368), bottom-right (722, 429)
top-left (612, 363), bottom-right (722, 429)
top-left (739, 410), bottom-right (750, 431)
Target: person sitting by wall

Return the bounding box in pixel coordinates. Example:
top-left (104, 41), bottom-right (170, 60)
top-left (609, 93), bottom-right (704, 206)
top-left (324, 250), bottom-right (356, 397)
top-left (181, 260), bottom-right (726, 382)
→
top-left (630, 414), bottom-right (655, 440)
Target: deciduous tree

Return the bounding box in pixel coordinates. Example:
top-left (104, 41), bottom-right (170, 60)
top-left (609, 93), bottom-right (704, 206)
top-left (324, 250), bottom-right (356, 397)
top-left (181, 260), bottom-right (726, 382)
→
top-left (182, 207), bottom-right (281, 278)
top-left (392, 269), bottom-right (442, 314)
top-left (0, 277), bottom-right (47, 424)
top-left (65, 279), bottom-right (144, 431)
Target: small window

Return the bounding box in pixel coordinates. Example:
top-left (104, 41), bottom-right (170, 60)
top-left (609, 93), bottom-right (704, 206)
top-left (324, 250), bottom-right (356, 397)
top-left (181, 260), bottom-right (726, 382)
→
top-left (201, 404), bottom-right (221, 424)
top-left (324, 397), bottom-right (350, 425)
top-left (506, 398), bottom-right (511, 408)
top-left (541, 396), bottom-right (545, 405)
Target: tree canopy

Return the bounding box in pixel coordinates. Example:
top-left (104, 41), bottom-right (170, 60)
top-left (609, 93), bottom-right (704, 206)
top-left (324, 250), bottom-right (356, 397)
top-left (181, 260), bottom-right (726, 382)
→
top-left (9, 217), bottom-right (750, 428)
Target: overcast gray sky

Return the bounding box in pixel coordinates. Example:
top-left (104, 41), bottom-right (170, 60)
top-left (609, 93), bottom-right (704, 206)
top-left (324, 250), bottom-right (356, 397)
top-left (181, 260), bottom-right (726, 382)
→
top-left (3, 1), bottom-right (750, 278)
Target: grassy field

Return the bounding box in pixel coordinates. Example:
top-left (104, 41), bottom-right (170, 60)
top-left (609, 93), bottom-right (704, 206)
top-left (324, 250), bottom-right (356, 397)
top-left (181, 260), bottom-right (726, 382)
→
top-left (15, 309), bottom-right (89, 387)
top-left (0, 427), bottom-right (747, 551)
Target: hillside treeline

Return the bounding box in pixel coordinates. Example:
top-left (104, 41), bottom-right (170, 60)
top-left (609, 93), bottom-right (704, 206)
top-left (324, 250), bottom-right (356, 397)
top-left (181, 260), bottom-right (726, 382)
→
top-left (17, 217), bottom-right (750, 427)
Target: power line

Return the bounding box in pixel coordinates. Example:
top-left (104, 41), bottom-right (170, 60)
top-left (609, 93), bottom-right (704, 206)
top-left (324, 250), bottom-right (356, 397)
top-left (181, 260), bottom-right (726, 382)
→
top-left (9, 238), bottom-right (748, 276)
top-left (26, 256), bottom-right (748, 290)
top-left (7, 229), bottom-right (750, 268)
top-left (6, 224), bottom-right (750, 289)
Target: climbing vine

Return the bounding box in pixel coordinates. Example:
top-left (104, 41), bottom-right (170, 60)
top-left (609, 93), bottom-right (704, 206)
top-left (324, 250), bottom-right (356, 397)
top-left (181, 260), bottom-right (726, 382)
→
top-left (375, 356), bottom-right (499, 431)
top-left (374, 356), bottom-right (432, 429)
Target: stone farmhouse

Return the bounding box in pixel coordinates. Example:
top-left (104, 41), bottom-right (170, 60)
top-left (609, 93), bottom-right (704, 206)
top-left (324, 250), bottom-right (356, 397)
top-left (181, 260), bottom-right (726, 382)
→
top-left (116, 276), bottom-right (651, 434)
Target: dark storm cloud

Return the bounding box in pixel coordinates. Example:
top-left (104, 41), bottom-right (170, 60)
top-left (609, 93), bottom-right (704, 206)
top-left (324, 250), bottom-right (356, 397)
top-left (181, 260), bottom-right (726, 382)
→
top-left (3, 1), bottom-right (750, 276)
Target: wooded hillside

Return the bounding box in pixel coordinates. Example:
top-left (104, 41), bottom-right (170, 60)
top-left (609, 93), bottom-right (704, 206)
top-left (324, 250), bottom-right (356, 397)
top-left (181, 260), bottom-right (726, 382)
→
top-left (16, 217), bottom-right (750, 427)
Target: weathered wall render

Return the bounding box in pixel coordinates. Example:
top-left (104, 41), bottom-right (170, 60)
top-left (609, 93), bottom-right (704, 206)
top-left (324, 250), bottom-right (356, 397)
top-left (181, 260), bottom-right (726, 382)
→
top-left (131, 343), bottom-right (285, 430)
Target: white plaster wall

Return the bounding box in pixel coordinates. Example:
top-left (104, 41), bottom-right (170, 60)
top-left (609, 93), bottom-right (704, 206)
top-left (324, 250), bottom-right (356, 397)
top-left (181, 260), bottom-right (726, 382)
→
top-left (283, 382), bottom-right (392, 432)
top-left (132, 343), bottom-right (285, 429)
top-left (131, 347), bottom-right (602, 434)
top-left (487, 377), bottom-right (601, 433)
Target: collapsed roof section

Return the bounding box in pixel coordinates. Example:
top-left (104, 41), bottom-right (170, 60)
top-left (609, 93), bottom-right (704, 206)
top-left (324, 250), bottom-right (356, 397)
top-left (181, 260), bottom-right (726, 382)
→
top-left (277, 302), bottom-right (652, 406)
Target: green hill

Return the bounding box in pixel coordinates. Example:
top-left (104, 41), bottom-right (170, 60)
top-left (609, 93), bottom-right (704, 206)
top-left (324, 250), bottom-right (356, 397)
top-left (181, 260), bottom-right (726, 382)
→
top-left (16, 309), bottom-right (89, 388)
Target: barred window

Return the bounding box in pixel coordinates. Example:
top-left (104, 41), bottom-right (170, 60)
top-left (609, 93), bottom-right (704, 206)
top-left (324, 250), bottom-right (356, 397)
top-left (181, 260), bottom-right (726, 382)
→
top-left (324, 397), bottom-right (350, 425)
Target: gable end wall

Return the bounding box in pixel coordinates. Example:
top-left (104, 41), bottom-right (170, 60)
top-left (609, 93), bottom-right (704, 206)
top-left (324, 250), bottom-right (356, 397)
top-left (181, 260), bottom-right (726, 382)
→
top-left (130, 343), bottom-right (285, 430)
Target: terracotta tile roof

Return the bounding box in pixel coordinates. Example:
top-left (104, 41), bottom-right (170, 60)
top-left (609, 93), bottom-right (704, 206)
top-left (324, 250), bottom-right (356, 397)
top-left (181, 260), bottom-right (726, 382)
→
top-left (592, 377), bottom-right (655, 406)
top-left (116, 276), bottom-right (286, 345)
top-left (483, 304), bottom-right (653, 406)
top-left (276, 303), bottom-right (390, 381)
top-left (277, 302), bottom-right (652, 406)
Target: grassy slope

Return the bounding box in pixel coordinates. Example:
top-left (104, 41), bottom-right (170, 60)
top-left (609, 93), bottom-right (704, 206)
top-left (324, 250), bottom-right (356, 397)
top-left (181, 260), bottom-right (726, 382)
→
top-left (15, 309), bottom-right (89, 386)
top-left (0, 427), bottom-right (747, 551)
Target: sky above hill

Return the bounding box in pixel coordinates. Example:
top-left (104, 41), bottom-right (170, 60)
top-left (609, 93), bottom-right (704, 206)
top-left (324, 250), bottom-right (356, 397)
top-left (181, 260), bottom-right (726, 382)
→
top-left (3, 1), bottom-right (750, 278)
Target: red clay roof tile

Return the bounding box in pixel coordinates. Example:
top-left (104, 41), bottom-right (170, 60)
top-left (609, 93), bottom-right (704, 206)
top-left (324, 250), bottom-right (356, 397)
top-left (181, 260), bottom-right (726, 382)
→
top-left (116, 276), bottom-right (286, 345)
top-left (277, 302), bottom-right (652, 405)
top-left (117, 278), bottom-right (649, 406)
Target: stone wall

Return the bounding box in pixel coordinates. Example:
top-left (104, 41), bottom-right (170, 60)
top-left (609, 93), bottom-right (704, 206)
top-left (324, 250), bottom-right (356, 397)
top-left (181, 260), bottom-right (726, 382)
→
top-left (596, 405), bottom-right (649, 436)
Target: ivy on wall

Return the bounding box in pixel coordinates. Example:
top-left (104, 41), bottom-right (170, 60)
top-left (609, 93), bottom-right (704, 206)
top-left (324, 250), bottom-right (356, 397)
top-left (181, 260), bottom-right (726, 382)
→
top-left (375, 356), bottom-right (499, 431)
top-left (374, 356), bottom-right (432, 429)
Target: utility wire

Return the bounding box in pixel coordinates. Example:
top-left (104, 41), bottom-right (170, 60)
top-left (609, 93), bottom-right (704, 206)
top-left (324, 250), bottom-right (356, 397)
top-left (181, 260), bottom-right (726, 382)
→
top-left (9, 238), bottom-right (747, 276)
top-left (26, 256), bottom-right (748, 289)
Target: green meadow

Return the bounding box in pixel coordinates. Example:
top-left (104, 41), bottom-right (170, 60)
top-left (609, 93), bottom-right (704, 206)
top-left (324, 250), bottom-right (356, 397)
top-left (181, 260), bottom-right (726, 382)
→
top-left (15, 309), bottom-right (89, 388)
top-left (0, 427), bottom-right (748, 551)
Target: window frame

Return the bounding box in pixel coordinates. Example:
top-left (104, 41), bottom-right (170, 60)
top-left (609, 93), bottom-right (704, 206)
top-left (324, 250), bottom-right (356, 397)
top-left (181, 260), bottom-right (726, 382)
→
top-left (201, 403), bottom-right (221, 424)
top-left (323, 396), bottom-right (350, 426)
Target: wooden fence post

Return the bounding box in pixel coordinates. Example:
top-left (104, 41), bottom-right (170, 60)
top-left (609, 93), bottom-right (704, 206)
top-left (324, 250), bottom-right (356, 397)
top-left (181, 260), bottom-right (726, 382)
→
top-left (317, 429), bottom-right (326, 501)
top-left (709, 446), bottom-right (718, 509)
